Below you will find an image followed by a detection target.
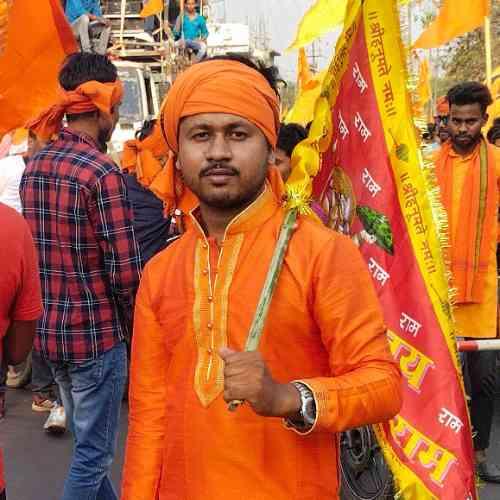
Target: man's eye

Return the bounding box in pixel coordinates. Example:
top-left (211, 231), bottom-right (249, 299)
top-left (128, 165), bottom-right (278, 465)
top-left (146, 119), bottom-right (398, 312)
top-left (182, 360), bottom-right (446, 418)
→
top-left (231, 131), bottom-right (247, 140)
top-left (193, 132), bottom-right (209, 140)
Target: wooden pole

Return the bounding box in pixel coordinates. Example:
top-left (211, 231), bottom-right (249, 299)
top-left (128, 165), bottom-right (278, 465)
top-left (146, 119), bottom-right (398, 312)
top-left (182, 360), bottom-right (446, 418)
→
top-left (227, 209), bottom-right (299, 412)
top-left (120, 0), bottom-right (126, 53)
top-left (484, 16), bottom-right (492, 86)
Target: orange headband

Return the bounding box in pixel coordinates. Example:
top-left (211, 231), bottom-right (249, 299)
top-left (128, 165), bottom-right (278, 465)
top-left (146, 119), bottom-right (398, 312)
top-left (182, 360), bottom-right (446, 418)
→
top-left (122, 121), bottom-right (170, 187)
top-left (161, 60), bottom-right (280, 151)
top-left (145, 60), bottom-right (284, 217)
top-left (27, 80), bottom-right (124, 142)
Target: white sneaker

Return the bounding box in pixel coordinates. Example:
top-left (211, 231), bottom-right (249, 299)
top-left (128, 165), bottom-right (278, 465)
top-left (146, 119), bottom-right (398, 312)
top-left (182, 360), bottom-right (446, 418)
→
top-left (43, 404), bottom-right (66, 435)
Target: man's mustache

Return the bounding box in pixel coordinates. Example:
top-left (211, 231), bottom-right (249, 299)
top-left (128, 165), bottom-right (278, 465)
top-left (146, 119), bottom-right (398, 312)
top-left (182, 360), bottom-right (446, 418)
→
top-left (200, 165), bottom-right (239, 177)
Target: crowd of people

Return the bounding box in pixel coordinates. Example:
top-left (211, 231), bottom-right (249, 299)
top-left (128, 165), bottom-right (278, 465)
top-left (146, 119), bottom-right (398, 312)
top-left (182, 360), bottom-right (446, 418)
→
top-left (0, 9), bottom-right (499, 500)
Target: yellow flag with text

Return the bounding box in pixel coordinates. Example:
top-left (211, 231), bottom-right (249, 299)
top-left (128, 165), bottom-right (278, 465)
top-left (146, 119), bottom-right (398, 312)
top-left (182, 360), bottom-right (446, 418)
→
top-left (413, 0), bottom-right (489, 49)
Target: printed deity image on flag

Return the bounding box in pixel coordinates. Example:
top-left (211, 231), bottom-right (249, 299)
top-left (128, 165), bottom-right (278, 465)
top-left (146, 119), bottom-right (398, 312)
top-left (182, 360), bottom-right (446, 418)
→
top-left (288, 0), bottom-right (477, 498)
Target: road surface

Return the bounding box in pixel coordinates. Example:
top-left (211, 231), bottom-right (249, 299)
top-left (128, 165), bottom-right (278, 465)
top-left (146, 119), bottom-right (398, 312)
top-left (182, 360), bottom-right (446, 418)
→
top-left (2, 388), bottom-right (500, 499)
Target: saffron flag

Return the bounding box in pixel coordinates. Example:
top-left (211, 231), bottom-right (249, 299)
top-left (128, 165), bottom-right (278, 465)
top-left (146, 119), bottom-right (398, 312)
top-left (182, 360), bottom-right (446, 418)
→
top-left (289, 0), bottom-right (477, 497)
top-left (413, 0), bottom-right (489, 49)
top-left (297, 48), bottom-right (313, 90)
top-left (416, 58), bottom-right (431, 107)
top-left (140, 0), bottom-right (164, 18)
top-left (0, 0), bottom-right (77, 137)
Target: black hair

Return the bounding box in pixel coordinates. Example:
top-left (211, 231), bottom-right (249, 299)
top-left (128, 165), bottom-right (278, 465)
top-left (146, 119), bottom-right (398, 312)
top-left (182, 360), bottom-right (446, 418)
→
top-left (447, 82), bottom-right (493, 115)
top-left (200, 54), bottom-right (281, 96)
top-left (487, 117), bottom-right (500, 145)
top-left (59, 53), bottom-right (118, 122)
top-left (277, 123), bottom-right (307, 158)
top-left (136, 119), bottom-right (157, 141)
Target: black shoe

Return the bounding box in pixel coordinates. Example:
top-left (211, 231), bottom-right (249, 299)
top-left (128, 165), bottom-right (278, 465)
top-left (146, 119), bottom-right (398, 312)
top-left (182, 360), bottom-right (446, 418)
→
top-left (476, 462), bottom-right (500, 483)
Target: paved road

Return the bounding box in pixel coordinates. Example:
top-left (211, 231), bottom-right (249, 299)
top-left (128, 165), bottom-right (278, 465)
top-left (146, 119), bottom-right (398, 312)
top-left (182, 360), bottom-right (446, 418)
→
top-left (2, 388), bottom-right (500, 499)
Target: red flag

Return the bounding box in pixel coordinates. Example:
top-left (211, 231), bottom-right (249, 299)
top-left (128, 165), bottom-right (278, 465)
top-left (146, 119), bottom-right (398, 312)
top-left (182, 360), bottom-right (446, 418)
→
top-left (0, 0), bottom-right (77, 136)
top-left (291, 0), bottom-right (476, 497)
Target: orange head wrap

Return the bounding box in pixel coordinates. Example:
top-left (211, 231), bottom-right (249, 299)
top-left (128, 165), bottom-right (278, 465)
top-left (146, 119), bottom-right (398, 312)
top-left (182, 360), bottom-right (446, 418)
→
top-left (27, 80), bottom-right (124, 142)
top-left (157, 59), bottom-right (284, 215)
top-left (122, 121), bottom-right (171, 188)
top-left (436, 95), bottom-right (449, 116)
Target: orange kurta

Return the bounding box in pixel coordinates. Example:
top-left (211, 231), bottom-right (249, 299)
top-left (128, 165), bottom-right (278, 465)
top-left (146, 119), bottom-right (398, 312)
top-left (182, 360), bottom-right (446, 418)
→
top-left (121, 186), bottom-right (402, 500)
top-left (438, 143), bottom-right (500, 338)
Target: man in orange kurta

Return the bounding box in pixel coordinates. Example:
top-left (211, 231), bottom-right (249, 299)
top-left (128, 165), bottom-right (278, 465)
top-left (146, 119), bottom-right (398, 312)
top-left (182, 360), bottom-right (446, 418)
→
top-left (436, 82), bottom-right (500, 483)
top-left (121, 57), bottom-right (402, 500)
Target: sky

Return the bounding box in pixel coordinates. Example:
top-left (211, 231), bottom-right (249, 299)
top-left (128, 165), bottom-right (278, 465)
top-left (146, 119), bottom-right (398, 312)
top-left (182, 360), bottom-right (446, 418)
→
top-left (224, 0), bottom-right (341, 82)
top-left (222, 0), bottom-right (429, 83)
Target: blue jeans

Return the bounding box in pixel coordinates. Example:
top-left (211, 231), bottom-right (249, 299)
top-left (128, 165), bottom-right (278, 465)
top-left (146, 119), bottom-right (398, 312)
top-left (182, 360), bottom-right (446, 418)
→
top-left (51, 342), bottom-right (127, 500)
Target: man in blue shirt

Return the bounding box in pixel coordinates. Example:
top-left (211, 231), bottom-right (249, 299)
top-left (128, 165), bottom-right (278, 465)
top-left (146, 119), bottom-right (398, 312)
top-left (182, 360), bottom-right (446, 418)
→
top-left (174, 0), bottom-right (209, 61)
top-left (65, 0), bottom-right (111, 55)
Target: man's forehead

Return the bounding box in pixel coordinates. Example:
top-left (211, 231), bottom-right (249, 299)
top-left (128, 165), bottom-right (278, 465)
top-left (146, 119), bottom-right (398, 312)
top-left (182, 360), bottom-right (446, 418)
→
top-left (449, 102), bottom-right (483, 116)
top-left (181, 113), bottom-right (258, 129)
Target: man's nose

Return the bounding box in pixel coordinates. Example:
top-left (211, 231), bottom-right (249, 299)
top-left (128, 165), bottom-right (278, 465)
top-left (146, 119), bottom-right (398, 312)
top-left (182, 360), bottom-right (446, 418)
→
top-left (206, 134), bottom-right (232, 161)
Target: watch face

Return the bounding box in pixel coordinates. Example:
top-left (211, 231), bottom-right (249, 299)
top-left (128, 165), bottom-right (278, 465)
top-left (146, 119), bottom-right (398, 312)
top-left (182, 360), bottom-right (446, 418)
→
top-left (305, 398), bottom-right (315, 417)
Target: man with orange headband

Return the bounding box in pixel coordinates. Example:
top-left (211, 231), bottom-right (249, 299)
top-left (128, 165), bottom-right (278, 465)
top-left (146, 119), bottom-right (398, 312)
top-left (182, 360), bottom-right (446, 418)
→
top-left (121, 56), bottom-right (401, 500)
top-left (435, 82), bottom-right (500, 483)
top-left (435, 95), bottom-right (451, 144)
top-left (20, 53), bottom-right (141, 500)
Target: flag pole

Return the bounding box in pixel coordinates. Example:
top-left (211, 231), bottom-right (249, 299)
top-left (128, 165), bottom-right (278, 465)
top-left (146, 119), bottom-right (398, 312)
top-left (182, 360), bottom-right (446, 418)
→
top-left (120, 0), bottom-right (126, 53)
top-left (484, 16), bottom-right (492, 86)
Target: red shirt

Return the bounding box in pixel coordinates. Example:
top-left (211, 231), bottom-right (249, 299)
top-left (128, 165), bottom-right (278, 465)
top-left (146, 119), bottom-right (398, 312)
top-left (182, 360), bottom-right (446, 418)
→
top-left (0, 202), bottom-right (43, 492)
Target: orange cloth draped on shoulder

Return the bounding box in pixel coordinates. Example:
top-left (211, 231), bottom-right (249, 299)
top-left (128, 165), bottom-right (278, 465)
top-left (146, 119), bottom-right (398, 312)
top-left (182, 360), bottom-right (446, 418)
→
top-left (27, 81), bottom-right (124, 142)
top-left (121, 59), bottom-right (402, 500)
top-left (436, 140), bottom-right (500, 338)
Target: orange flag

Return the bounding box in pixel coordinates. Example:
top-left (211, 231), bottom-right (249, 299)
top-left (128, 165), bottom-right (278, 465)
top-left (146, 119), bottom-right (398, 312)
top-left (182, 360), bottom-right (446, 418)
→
top-left (140, 0), bottom-right (164, 18)
top-left (0, 0), bottom-right (77, 137)
top-left (297, 48), bottom-right (313, 90)
top-left (416, 59), bottom-right (431, 106)
top-left (413, 0), bottom-right (489, 49)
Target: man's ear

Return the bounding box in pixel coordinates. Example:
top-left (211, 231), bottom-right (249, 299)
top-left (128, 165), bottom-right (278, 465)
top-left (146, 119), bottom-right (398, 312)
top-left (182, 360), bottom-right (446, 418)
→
top-left (483, 113), bottom-right (489, 127)
top-left (268, 149), bottom-right (276, 165)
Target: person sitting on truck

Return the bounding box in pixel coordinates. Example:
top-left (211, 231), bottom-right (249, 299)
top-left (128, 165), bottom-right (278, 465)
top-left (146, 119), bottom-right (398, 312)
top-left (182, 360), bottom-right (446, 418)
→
top-left (65, 0), bottom-right (112, 55)
top-left (143, 0), bottom-right (181, 43)
top-left (173, 0), bottom-right (208, 62)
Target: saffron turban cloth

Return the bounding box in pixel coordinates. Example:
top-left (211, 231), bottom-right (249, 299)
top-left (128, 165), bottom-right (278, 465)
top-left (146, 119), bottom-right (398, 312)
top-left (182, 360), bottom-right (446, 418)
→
top-left (122, 120), bottom-right (171, 193)
top-left (27, 80), bottom-right (124, 142)
top-left (157, 59), bottom-right (285, 214)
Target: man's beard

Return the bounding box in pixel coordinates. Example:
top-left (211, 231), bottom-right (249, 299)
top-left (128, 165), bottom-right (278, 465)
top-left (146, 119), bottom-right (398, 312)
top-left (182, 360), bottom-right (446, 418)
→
top-left (193, 161), bottom-right (269, 211)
